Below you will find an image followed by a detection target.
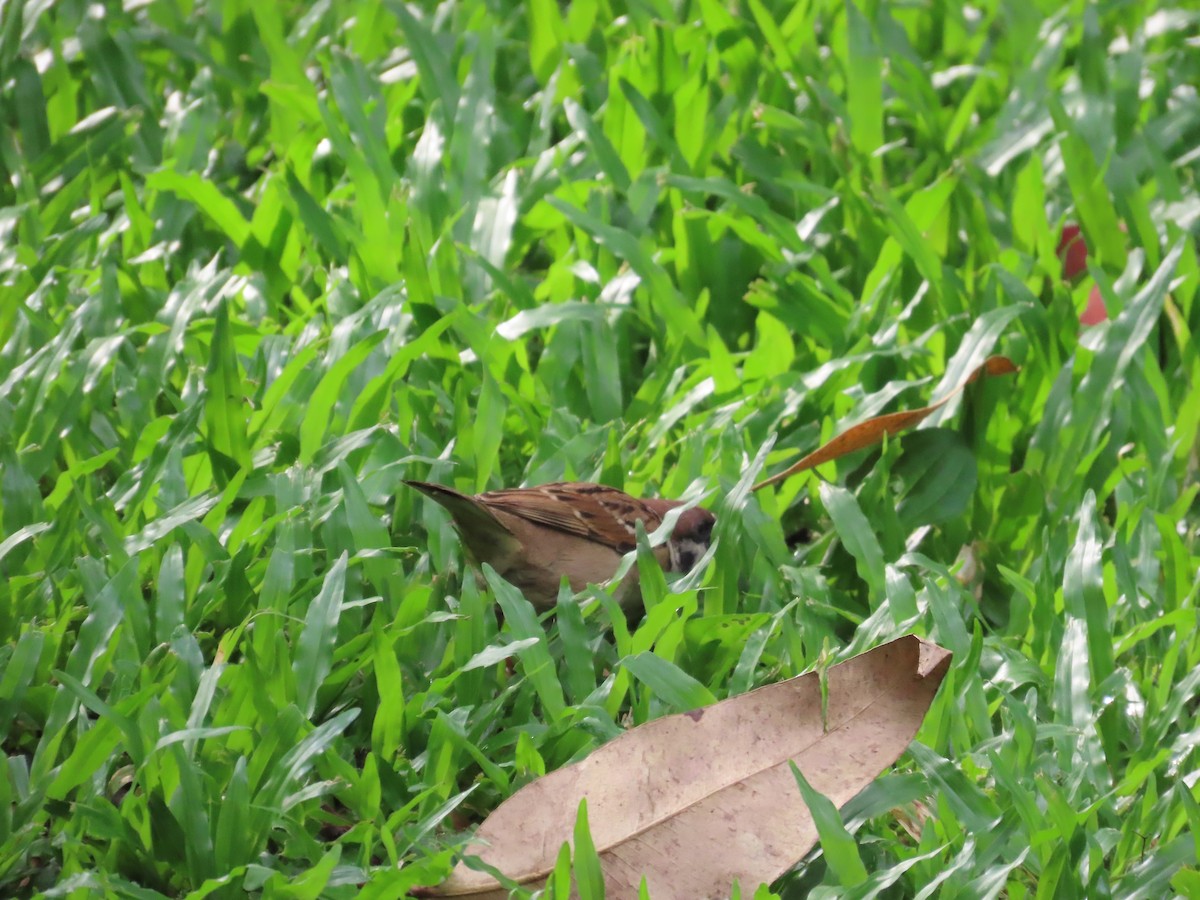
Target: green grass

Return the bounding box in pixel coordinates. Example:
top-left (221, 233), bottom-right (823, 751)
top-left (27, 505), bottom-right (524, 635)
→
top-left (1, 0), bottom-right (1198, 897)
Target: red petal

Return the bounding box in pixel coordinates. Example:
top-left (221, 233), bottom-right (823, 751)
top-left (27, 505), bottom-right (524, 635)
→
top-left (1057, 223), bottom-right (1089, 281)
top-left (1080, 286), bottom-right (1108, 326)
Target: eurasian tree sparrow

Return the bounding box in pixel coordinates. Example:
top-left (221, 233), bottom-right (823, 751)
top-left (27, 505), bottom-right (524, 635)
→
top-left (406, 480), bottom-right (716, 610)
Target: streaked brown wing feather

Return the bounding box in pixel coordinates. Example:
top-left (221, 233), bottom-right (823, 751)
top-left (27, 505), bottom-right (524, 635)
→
top-left (480, 486), bottom-right (594, 537)
top-left (479, 482), bottom-right (667, 553)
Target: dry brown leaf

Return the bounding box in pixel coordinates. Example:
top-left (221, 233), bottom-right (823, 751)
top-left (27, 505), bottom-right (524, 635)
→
top-left (752, 355), bottom-right (1018, 492)
top-left (423, 635), bottom-right (951, 899)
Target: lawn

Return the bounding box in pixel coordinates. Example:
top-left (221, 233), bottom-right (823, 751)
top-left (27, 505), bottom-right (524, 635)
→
top-left (1, 0), bottom-right (1198, 897)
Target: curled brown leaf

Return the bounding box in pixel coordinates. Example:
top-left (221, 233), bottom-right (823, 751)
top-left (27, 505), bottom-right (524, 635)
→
top-left (752, 355), bottom-right (1018, 492)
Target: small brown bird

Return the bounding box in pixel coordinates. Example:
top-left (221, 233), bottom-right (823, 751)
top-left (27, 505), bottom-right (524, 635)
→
top-left (406, 480), bottom-right (716, 610)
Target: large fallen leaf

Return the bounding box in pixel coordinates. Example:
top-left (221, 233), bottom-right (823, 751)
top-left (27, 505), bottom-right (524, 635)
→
top-left (424, 635), bottom-right (951, 898)
top-left (752, 355), bottom-right (1018, 491)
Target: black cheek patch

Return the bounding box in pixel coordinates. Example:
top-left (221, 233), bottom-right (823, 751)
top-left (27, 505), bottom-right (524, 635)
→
top-left (672, 537), bottom-right (709, 573)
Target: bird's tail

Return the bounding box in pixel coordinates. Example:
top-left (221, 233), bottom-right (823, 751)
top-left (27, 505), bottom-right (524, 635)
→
top-left (405, 480), bottom-right (517, 545)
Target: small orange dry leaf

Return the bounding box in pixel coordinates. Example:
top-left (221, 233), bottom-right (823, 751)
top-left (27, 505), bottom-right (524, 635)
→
top-left (423, 635), bottom-right (951, 898)
top-left (752, 355), bottom-right (1018, 492)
